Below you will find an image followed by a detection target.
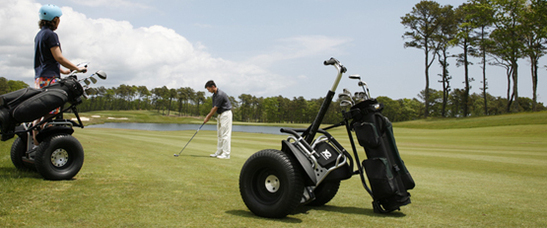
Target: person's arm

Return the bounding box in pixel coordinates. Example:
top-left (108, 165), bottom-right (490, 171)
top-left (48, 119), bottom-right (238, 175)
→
top-left (60, 67), bottom-right (71, 74)
top-left (50, 46), bottom-right (86, 74)
top-left (204, 106), bottom-right (218, 123)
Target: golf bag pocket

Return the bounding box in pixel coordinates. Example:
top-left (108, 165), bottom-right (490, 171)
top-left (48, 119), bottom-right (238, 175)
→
top-left (0, 106), bottom-right (14, 140)
top-left (314, 141), bottom-right (340, 169)
top-left (354, 121), bottom-right (380, 148)
top-left (0, 88), bottom-right (41, 109)
top-left (12, 89), bottom-right (68, 122)
top-left (363, 157), bottom-right (396, 199)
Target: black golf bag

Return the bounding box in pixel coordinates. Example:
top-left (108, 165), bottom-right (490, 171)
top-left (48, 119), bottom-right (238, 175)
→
top-left (344, 99), bottom-right (415, 213)
top-left (0, 76), bottom-right (84, 141)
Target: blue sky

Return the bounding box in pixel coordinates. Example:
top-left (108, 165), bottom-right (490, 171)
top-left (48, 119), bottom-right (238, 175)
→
top-left (1, 0), bottom-right (545, 103)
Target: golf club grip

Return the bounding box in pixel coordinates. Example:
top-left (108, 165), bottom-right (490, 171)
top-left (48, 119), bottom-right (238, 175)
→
top-left (324, 57), bottom-right (338, 66)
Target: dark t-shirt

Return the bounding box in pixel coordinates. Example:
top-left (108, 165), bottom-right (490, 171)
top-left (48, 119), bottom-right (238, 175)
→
top-left (34, 27), bottom-right (61, 79)
top-left (212, 89), bottom-right (232, 114)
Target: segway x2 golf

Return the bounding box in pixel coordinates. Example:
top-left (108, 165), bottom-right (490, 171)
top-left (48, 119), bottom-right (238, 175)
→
top-left (0, 63), bottom-right (107, 180)
top-left (239, 58), bottom-right (414, 218)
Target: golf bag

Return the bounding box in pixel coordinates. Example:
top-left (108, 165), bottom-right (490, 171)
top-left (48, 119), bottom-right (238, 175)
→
top-left (344, 99), bottom-right (415, 213)
top-left (0, 76), bottom-right (84, 141)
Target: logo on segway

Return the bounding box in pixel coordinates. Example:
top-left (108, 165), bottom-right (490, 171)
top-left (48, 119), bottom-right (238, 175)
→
top-left (320, 149), bottom-right (332, 160)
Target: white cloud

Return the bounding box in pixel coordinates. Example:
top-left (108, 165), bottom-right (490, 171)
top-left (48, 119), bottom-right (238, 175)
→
top-left (0, 0), bottom-right (41, 79)
top-left (248, 35), bottom-right (353, 67)
top-left (0, 0), bottom-right (292, 96)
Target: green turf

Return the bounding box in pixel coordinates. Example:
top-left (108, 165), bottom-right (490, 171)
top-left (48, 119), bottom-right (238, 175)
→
top-left (1, 112), bottom-right (546, 227)
top-left (393, 110), bottom-right (547, 129)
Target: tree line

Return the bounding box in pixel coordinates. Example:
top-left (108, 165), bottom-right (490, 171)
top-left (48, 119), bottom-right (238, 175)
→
top-left (79, 85), bottom-right (347, 124)
top-left (76, 84), bottom-right (547, 123)
top-left (0, 77), bottom-right (544, 124)
top-left (401, 0), bottom-right (547, 118)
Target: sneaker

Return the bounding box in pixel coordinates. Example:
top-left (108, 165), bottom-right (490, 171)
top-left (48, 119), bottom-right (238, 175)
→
top-left (210, 152), bottom-right (221, 157)
top-left (217, 153), bottom-right (230, 159)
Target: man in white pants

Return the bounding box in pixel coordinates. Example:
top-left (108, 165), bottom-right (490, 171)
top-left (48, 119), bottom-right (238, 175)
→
top-left (204, 80), bottom-right (232, 159)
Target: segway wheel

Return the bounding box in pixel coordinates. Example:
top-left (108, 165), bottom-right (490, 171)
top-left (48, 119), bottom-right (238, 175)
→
top-left (34, 134), bottom-right (84, 180)
top-left (306, 180), bottom-right (341, 206)
top-left (10, 136), bottom-right (36, 171)
top-left (239, 149), bottom-right (304, 218)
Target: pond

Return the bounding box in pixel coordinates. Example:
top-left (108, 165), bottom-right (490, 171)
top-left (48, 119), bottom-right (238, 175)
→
top-left (86, 123), bottom-right (286, 135)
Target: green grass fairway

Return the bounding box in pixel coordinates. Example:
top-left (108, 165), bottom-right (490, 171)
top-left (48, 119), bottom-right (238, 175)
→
top-left (1, 112), bottom-right (547, 227)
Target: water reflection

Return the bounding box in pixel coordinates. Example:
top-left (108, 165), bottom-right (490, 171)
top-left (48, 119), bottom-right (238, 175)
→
top-left (87, 123), bottom-right (284, 135)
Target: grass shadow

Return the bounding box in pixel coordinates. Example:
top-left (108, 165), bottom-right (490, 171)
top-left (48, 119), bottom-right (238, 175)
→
top-left (225, 210), bottom-right (303, 224)
top-left (0, 167), bottom-right (41, 179)
top-left (295, 205), bottom-right (407, 218)
top-left (188, 155), bottom-right (211, 158)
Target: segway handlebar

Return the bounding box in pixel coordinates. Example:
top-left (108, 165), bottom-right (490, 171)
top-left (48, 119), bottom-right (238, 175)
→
top-left (323, 57), bottom-right (347, 73)
top-left (324, 58), bottom-right (339, 65)
top-left (323, 57), bottom-right (347, 92)
top-left (303, 57), bottom-right (347, 143)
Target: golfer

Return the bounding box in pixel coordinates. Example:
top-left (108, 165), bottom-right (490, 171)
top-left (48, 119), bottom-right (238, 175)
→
top-left (204, 80), bottom-right (232, 159)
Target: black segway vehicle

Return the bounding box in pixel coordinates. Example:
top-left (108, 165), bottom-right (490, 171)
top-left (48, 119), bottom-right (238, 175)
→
top-left (239, 58), bottom-right (415, 218)
top-left (0, 64), bottom-right (106, 180)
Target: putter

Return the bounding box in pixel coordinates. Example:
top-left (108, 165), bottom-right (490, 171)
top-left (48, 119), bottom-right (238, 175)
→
top-left (174, 123), bottom-right (205, 157)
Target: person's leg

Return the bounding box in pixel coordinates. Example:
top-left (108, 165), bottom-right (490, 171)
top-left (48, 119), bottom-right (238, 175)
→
top-left (210, 117), bottom-right (222, 157)
top-left (32, 77), bottom-right (57, 145)
top-left (217, 111), bottom-right (232, 159)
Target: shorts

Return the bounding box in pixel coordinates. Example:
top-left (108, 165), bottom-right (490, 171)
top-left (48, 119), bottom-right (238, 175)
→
top-left (35, 77), bottom-right (60, 115)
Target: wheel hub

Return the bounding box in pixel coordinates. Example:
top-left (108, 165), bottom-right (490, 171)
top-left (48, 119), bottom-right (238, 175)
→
top-left (50, 149), bottom-right (69, 167)
top-left (264, 175), bottom-right (280, 193)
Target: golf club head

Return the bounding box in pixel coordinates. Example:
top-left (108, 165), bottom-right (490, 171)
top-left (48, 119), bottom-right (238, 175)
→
top-left (338, 93), bottom-right (352, 102)
top-left (349, 74), bottom-right (361, 80)
top-left (90, 76), bottom-right (98, 84)
top-left (340, 100), bottom-right (353, 107)
top-left (354, 91), bottom-right (368, 102)
top-left (174, 154), bottom-right (179, 157)
top-left (354, 92), bottom-right (362, 100)
top-left (338, 93), bottom-right (349, 99)
top-left (84, 78), bottom-right (91, 86)
top-left (95, 70), bottom-right (107, 80)
top-left (343, 88), bottom-right (352, 95)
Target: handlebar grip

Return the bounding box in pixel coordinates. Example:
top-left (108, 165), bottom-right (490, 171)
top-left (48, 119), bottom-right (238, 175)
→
top-left (280, 127), bottom-right (297, 134)
top-left (324, 57), bottom-right (339, 66)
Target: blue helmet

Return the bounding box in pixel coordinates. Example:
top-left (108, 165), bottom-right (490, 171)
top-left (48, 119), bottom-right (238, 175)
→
top-left (39, 4), bottom-right (62, 21)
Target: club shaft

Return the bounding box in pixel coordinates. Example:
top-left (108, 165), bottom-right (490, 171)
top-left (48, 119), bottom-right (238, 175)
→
top-left (175, 123), bottom-right (204, 156)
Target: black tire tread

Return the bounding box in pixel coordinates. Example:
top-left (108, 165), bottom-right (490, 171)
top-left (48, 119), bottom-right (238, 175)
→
top-left (307, 180), bottom-right (341, 206)
top-left (34, 134), bottom-right (84, 180)
top-left (10, 136), bottom-right (35, 171)
top-left (239, 149), bottom-right (304, 218)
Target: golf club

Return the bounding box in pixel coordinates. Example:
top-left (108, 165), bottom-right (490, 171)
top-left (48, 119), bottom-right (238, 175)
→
top-left (340, 100), bottom-right (353, 107)
top-left (349, 74), bottom-right (371, 99)
top-left (174, 123), bottom-right (205, 157)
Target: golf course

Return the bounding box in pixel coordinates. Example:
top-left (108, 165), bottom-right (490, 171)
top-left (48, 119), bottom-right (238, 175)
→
top-left (1, 111), bottom-right (546, 227)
